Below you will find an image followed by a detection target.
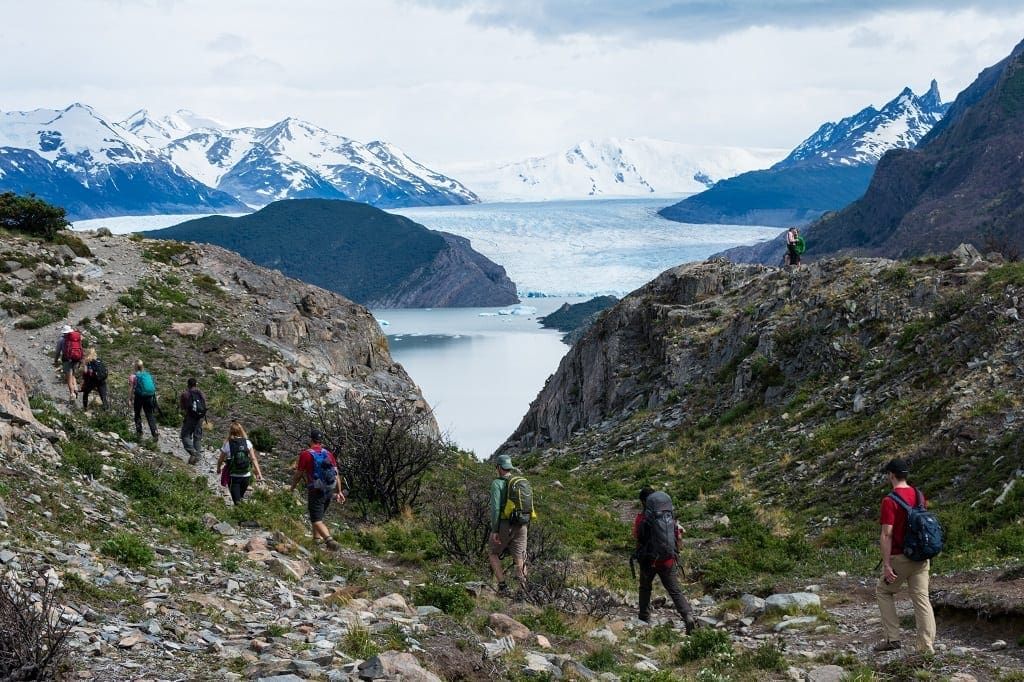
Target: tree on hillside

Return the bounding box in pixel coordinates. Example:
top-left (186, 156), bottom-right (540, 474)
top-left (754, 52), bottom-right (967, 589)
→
top-left (0, 192), bottom-right (70, 240)
top-left (303, 394), bottom-right (451, 520)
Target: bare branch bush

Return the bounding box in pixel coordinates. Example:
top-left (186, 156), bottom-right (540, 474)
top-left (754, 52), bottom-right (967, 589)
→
top-left (0, 573), bottom-right (71, 680)
top-left (300, 393), bottom-right (452, 520)
top-left (423, 464), bottom-right (493, 570)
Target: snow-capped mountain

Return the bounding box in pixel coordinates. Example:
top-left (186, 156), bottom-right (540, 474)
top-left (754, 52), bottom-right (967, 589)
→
top-left (659, 81), bottom-right (949, 227)
top-left (777, 80), bottom-right (948, 168)
top-left (453, 138), bottom-right (788, 201)
top-left (0, 103), bottom-right (477, 220)
top-left (142, 114), bottom-right (478, 209)
top-left (0, 104), bottom-right (247, 219)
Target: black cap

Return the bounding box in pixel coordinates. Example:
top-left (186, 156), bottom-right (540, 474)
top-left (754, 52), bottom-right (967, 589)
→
top-left (309, 428), bottom-right (323, 442)
top-left (883, 458), bottom-right (909, 476)
top-left (639, 486), bottom-right (655, 503)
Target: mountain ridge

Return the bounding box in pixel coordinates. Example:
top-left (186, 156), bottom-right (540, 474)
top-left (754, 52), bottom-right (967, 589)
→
top-left (658, 82), bottom-right (948, 227)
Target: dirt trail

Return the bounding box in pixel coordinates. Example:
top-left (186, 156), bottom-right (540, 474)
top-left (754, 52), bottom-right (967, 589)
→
top-left (2, 232), bottom-right (239, 502)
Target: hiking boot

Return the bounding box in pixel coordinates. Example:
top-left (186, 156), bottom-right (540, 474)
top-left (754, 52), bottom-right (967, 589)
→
top-left (187, 452), bottom-right (201, 465)
top-left (324, 538), bottom-right (340, 551)
top-left (683, 615), bottom-right (696, 635)
top-left (873, 640), bottom-right (901, 652)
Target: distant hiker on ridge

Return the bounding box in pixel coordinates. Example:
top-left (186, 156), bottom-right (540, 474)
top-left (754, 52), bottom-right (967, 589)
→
top-left (80, 348), bottom-right (109, 410)
top-left (129, 359), bottom-right (159, 441)
top-left (290, 429), bottom-right (344, 551)
top-left (54, 324), bottom-right (83, 402)
top-left (874, 457), bottom-right (937, 654)
top-left (785, 227), bottom-right (802, 266)
top-left (488, 454), bottom-right (534, 597)
top-left (179, 377), bottom-right (207, 465)
top-left (632, 486), bottom-right (696, 633)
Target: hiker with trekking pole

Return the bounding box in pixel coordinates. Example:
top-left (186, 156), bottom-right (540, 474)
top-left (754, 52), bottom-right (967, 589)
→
top-left (631, 486), bottom-right (696, 634)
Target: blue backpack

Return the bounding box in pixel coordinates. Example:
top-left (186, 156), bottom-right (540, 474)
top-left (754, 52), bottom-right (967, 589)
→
top-left (134, 371), bottom-right (156, 397)
top-left (308, 447), bottom-right (338, 495)
top-left (889, 489), bottom-right (944, 562)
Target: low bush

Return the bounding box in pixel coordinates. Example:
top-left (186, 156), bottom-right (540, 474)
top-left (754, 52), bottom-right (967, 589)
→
top-left (0, 575), bottom-right (71, 679)
top-left (249, 426), bottom-right (276, 453)
top-left (61, 436), bottom-right (104, 478)
top-left (100, 532), bottom-right (154, 567)
top-left (414, 582), bottom-right (475, 617)
top-left (676, 627), bottom-right (732, 663)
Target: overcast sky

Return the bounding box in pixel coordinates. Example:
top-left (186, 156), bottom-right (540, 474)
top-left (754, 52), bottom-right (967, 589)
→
top-left (3, 1), bottom-right (1023, 171)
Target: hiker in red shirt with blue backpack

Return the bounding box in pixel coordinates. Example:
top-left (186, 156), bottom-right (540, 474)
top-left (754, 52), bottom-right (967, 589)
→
top-left (290, 429), bottom-right (345, 551)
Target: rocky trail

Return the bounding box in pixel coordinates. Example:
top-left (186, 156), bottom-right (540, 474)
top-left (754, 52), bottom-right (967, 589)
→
top-left (1, 231), bottom-right (1022, 681)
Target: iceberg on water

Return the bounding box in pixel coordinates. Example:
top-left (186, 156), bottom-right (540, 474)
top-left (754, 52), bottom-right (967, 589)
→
top-left (497, 305), bottom-right (538, 316)
top-left (378, 320), bottom-right (390, 327)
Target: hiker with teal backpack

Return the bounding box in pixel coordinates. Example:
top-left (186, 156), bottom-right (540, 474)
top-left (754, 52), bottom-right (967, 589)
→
top-left (216, 421), bottom-right (263, 505)
top-left (785, 227), bottom-right (805, 266)
top-left (129, 359), bottom-right (159, 441)
top-left (290, 429), bottom-right (344, 551)
top-left (488, 454), bottom-right (535, 597)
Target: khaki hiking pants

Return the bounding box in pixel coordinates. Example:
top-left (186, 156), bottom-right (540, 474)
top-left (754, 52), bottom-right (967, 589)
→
top-left (875, 554), bottom-right (936, 653)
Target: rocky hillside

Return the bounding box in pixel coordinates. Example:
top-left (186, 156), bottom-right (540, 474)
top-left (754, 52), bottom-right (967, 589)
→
top-left (502, 246), bottom-right (1024, 528)
top-left (2, 227), bottom-right (1023, 681)
top-left (149, 199), bottom-right (519, 308)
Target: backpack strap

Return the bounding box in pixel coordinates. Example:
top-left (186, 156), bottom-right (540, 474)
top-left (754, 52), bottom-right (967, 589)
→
top-left (887, 491), bottom-right (913, 514)
top-left (913, 488), bottom-right (925, 509)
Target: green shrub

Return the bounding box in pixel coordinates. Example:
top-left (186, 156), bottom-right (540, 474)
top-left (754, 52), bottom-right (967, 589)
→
top-left (414, 583), bottom-right (474, 617)
top-left (519, 606), bottom-right (577, 638)
top-left (89, 412), bottom-right (134, 442)
top-left (142, 241), bottom-right (190, 264)
top-left (249, 426), bottom-right (276, 453)
top-left (676, 627), bottom-right (732, 663)
top-left (343, 623), bottom-right (379, 659)
top-left (582, 645), bottom-right (617, 671)
top-left (58, 281), bottom-right (89, 303)
top-left (0, 192), bottom-right (69, 239)
top-left (52, 231), bottom-right (92, 257)
top-left (734, 638), bottom-right (786, 672)
top-left (100, 532), bottom-right (153, 567)
top-left (61, 437), bottom-right (104, 478)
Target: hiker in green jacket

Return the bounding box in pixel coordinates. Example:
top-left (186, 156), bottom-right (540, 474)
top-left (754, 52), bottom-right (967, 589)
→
top-left (488, 454), bottom-right (527, 596)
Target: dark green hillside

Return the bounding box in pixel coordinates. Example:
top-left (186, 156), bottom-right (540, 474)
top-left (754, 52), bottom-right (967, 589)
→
top-left (148, 199), bottom-right (446, 306)
top-left (658, 164), bottom-right (875, 227)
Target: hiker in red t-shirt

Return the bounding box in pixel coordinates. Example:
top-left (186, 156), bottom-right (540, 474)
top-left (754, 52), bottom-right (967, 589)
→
top-left (874, 457), bottom-right (936, 653)
top-left (290, 429), bottom-right (344, 551)
top-left (54, 324), bottom-right (82, 401)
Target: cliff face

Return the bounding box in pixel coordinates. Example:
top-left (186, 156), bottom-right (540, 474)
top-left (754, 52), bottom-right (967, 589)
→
top-left (801, 38), bottom-right (1024, 260)
top-left (501, 247), bottom-right (1024, 461)
top-left (368, 232), bottom-right (519, 308)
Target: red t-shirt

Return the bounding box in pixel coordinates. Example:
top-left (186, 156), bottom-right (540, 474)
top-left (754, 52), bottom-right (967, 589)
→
top-left (880, 486), bottom-right (925, 555)
top-left (633, 513), bottom-right (680, 569)
top-left (296, 447), bottom-right (338, 487)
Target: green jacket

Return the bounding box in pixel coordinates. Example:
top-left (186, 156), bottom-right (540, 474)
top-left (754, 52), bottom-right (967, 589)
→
top-left (490, 476), bottom-right (509, 532)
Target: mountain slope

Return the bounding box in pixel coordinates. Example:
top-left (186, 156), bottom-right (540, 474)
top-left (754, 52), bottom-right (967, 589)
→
top-left (797, 39), bottom-right (1024, 260)
top-left (0, 104), bottom-right (248, 220)
top-left (155, 116), bottom-right (478, 209)
top-left (455, 137), bottom-right (786, 201)
top-left (147, 199), bottom-right (518, 308)
top-left (659, 83), bottom-right (948, 227)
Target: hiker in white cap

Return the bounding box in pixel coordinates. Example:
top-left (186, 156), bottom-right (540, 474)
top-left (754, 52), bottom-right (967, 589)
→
top-left (488, 454), bottom-right (530, 596)
top-left (53, 324), bottom-right (83, 402)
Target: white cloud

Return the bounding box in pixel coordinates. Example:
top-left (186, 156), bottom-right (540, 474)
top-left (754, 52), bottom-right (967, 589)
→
top-left (1, 1), bottom-right (1023, 167)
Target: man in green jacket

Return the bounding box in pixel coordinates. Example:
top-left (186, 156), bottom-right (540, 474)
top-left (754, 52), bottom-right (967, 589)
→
top-left (488, 454), bottom-right (527, 596)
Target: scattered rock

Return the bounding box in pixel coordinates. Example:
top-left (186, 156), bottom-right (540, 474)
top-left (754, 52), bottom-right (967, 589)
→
top-left (224, 353), bottom-right (249, 370)
top-left (171, 322), bottom-right (206, 338)
top-left (488, 613), bottom-right (532, 641)
top-left (773, 616), bottom-right (819, 633)
top-left (482, 635), bottom-right (516, 660)
top-left (765, 592), bottom-right (821, 613)
top-left (804, 665), bottom-right (846, 682)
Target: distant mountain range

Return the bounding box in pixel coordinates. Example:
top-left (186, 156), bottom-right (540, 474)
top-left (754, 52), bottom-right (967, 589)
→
top-left (453, 137), bottom-right (786, 201)
top-left (147, 199), bottom-right (519, 308)
top-left (659, 81), bottom-right (949, 226)
top-left (0, 104), bottom-right (477, 220)
top-left (719, 39), bottom-right (1024, 264)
